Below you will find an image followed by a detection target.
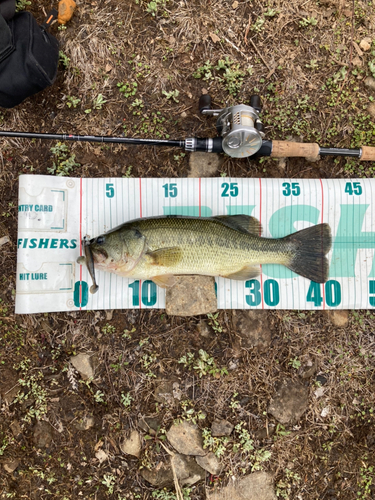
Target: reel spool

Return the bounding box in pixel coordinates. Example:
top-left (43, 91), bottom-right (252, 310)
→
top-left (199, 95), bottom-right (265, 158)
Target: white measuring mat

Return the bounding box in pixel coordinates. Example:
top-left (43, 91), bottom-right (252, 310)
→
top-left (15, 174), bottom-right (375, 313)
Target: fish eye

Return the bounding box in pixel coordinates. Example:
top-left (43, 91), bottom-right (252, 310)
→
top-left (96, 236), bottom-right (105, 245)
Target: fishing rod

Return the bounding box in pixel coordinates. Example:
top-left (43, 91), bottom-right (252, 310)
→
top-left (1, 94), bottom-right (375, 161)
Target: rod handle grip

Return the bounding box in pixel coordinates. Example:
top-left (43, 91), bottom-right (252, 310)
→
top-left (271, 141), bottom-right (320, 158)
top-left (361, 146), bottom-right (375, 161)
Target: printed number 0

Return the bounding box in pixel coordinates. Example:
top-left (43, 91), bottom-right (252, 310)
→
top-left (106, 183), bottom-right (115, 198)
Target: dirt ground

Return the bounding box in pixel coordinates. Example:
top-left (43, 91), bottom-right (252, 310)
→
top-left (1, 0), bottom-right (375, 498)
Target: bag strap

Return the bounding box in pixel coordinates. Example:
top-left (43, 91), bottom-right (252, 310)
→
top-left (0, 11), bottom-right (14, 63)
top-left (40, 8), bottom-right (58, 31)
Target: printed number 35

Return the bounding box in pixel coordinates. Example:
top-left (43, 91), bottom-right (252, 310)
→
top-left (282, 182), bottom-right (300, 196)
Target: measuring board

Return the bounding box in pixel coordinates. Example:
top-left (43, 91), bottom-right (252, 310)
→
top-left (15, 174), bottom-right (375, 313)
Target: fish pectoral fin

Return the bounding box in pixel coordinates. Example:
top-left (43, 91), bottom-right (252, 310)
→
top-left (152, 274), bottom-right (177, 288)
top-left (213, 215), bottom-right (262, 235)
top-left (147, 247), bottom-right (183, 267)
top-left (221, 265), bottom-right (261, 281)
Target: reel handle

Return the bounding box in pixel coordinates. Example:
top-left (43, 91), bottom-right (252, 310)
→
top-left (271, 141), bottom-right (320, 158)
top-left (360, 146), bottom-right (375, 161)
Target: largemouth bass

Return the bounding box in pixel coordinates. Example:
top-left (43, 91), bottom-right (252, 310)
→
top-left (78, 215), bottom-right (331, 293)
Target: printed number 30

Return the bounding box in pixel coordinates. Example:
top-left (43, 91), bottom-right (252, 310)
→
top-left (282, 182), bottom-right (300, 196)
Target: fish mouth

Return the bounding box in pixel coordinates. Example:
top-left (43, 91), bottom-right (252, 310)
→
top-left (82, 237), bottom-right (99, 294)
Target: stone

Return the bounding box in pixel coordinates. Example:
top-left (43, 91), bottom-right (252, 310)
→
top-left (140, 461), bottom-right (174, 487)
top-left (268, 379), bottom-right (309, 425)
top-left (167, 420), bottom-right (205, 456)
top-left (196, 452), bottom-right (222, 475)
top-left (207, 472), bottom-right (277, 500)
top-left (165, 276), bottom-right (217, 316)
top-left (0, 368), bottom-right (20, 404)
top-left (3, 459), bottom-right (19, 473)
top-left (138, 415), bottom-right (162, 434)
top-left (367, 102), bottom-right (375, 118)
top-left (211, 419), bottom-right (234, 437)
top-left (325, 310), bottom-right (349, 328)
top-left (188, 152), bottom-right (222, 177)
top-left (33, 421), bottom-right (53, 449)
top-left (95, 449), bottom-right (108, 463)
top-left (0, 235), bottom-right (10, 247)
top-left (120, 430), bottom-right (142, 458)
top-left (10, 420), bottom-right (22, 438)
top-left (359, 38), bottom-right (372, 51)
top-left (172, 454), bottom-right (206, 485)
top-left (154, 379), bottom-right (180, 404)
top-left (298, 356), bottom-right (317, 379)
top-left (364, 76), bottom-right (375, 91)
top-left (232, 310), bottom-right (271, 352)
top-left (197, 319), bottom-right (213, 338)
top-left (70, 353), bottom-right (95, 380)
top-left (74, 414), bottom-right (95, 431)
top-left (141, 454), bottom-right (206, 487)
top-left (352, 56), bottom-right (363, 67)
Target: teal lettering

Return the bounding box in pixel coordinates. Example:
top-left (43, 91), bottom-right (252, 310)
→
top-left (329, 204), bottom-right (375, 277)
top-left (264, 205), bottom-right (320, 279)
top-left (50, 239), bottom-right (58, 249)
top-left (18, 239), bottom-right (22, 248)
top-left (19, 273), bottom-right (30, 280)
top-left (23, 238), bottom-right (28, 249)
top-left (59, 239), bottom-right (69, 249)
top-left (31, 273), bottom-right (47, 280)
top-left (70, 239), bottom-right (77, 249)
top-left (38, 239), bottom-right (49, 249)
top-left (162, 206), bottom-right (212, 217)
top-left (29, 238), bottom-right (37, 249)
top-left (35, 205), bottom-right (39, 212)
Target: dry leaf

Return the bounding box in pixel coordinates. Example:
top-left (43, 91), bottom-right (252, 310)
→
top-left (209, 32), bottom-right (220, 43)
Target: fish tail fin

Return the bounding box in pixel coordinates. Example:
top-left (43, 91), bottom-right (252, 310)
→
top-left (284, 223), bottom-right (332, 283)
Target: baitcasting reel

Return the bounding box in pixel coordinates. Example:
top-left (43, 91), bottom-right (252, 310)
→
top-left (198, 94), bottom-right (265, 158)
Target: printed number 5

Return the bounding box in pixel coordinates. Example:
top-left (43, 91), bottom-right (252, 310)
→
top-left (106, 183), bottom-right (115, 198)
top-left (282, 182), bottom-right (300, 196)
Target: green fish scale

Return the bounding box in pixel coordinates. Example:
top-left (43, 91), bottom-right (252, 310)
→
top-left (124, 217), bottom-right (292, 278)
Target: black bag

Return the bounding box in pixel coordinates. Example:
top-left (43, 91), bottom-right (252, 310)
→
top-left (0, 6), bottom-right (59, 108)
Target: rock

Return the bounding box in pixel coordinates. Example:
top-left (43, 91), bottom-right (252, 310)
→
top-left (352, 56), bottom-right (363, 67)
top-left (0, 235), bottom-right (10, 247)
top-left (172, 454), bottom-right (206, 485)
top-left (196, 452), bottom-right (222, 475)
top-left (75, 414), bottom-right (95, 431)
top-left (359, 37), bottom-right (372, 51)
top-left (207, 471), bottom-right (277, 500)
top-left (138, 415), bottom-right (162, 434)
top-left (33, 421), bottom-right (53, 449)
top-left (141, 454), bottom-right (206, 487)
top-left (364, 76), bottom-right (375, 91)
top-left (325, 310), bottom-right (349, 328)
top-left (367, 102), bottom-right (375, 118)
top-left (10, 420), bottom-right (22, 438)
top-left (298, 356), bottom-right (317, 379)
top-left (211, 419), bottom-right (234, 437)
top-left (165, 276), bottom-right (217, 316)
top-left (167, 421), bottom-right (205, 456)
top-left (70, 353), bottom-right (95, 380)
top-left (0, 368), bottom-right (20, 404)
top-left (95, 449), bottom-right (108, 464)
top-left (154, 379), bottom-right (180, 404)
top-left (197, 319), bottom-right (213, 338)
top-left (120, 430), bottom-right (142, 458)
top-left (268, 379), bottom-right (309, 425)
top-left (3, 459), bottom-right (19, 473)
top-left (232, 310), bottom-right (271, 352)
top-left (188, 152), bottom-right (222, 177)
top-left (141, 461), bottom-right (174, 487)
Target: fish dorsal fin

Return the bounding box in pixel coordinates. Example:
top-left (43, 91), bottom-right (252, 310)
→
top-left (147, 247), bottom-right (183, 267)
top-left (213, 215), bottom-right (262, 235)
top-left (221, 264), bottom-right (261, 281)
top-left (151, 274), bottom-right (177, 288)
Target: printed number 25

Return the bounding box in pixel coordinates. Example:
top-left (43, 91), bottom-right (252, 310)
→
top-left (221, 182), bottom-right (238, 197)
top-left (282, 182), bottom-right (300, 196)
